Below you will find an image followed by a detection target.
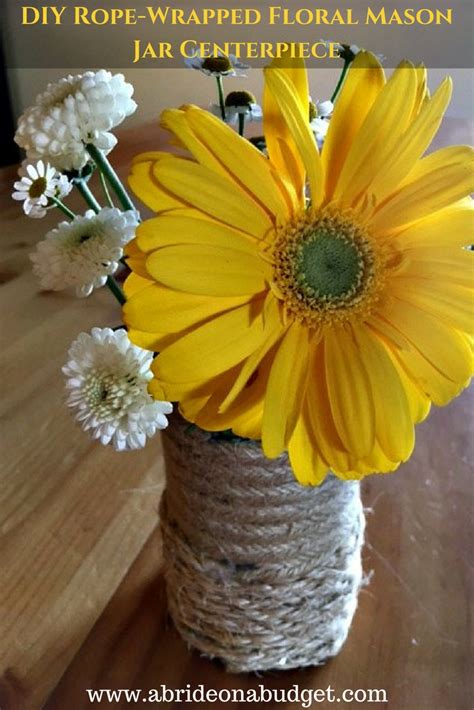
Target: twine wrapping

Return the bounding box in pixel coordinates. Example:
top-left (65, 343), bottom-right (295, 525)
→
top-left (160, 415), bottom-right (365, 673)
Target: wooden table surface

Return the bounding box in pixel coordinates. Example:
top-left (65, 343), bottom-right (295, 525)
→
top-left (0, 118), bottom-right (473, 710)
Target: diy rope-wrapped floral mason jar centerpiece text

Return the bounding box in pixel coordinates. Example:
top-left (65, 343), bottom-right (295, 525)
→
top-left (13, 46), bottom-right (473, 671)
top-left (20, 4), bottom-right (455, 67)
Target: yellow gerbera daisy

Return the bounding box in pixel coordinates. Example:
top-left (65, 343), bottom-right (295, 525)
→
top-left (123, 52), bottom-right (474, 484)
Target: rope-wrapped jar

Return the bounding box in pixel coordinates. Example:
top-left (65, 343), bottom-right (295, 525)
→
top-left (160, 414), bottom-right (365, 673)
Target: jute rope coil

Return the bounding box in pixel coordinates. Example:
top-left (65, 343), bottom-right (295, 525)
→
top-left (160, 415), bottom-right (365, 673)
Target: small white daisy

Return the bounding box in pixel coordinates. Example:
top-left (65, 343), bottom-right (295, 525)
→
top-left (335, 43), bottom-right (362, 61)
top-left (213, 91), bottom-right (263, 125)
top-left (184, 52), bottom-right (249, 77)
top-left (321, 40), bottom-right (385, 64)
top-left (309, 99), bottom-right (333, 148)
top-left (209, 102), bottom-right (263, 124)
top-left (63, 327), bottom-right (172, 451)
top-left (15, 70), bottom-right (137, 171)
top-left (30, 207), bottom-right (139, 296)
top-left (208, 104), bottom-right (239, 124)
top-left (12, 160), bottom-right (72, 219)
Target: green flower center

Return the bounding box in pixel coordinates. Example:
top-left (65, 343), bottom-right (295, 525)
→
top-left (29, 177), bottom-right (47, 198)
top-left (201, 56), bottom-right (233, 73)
top-left (296, 232), bottom-right (362, 299)
top-left (271, 208), bottom-right (386, 326)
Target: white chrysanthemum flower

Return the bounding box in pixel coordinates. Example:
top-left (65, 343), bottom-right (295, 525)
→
top-left (184, 52), bottom-right (249, 77)
top-left (309, 99), bottom-right (333, 148)
top-left (30, 207), bottom-right (139, 296)
top-left (63, 328), bottom-right (172, 451)
top-left (12, 160), bottom-right (72, 218)
top-left (15, 70), bottom-right (137, 171)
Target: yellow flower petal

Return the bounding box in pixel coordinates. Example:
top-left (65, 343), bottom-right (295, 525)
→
top-left (146, 244), bottom-right (269, 296)
top-left (160, 107), bottom-right (224, 173)
top-left (352, 325), bottom-right (414, 462)
top-left (381, 299), bottom-right (473, 404)
top-left (394, 204), bottom-right (474, 249)
top-left (231, 407), bottom-right (264, 440)
top-left (389, 354), bottom-right (431, 424)
top-left (394, 348), bottom-right (467, 406)
top-left (372, 146), bottom-right (474, 233)
top-left (124, 282), bottom-right (250, 333)
top-left (123, 240), bottom-right (150, 281)
top-left (392, 278), bottom-right (473, 334)
top-left (127, 328), bottom-right (179, 352)
top-left (404, 146), bottom-right (474, 187)
top-left (335, 61), bottom-right (418, 207)
top-left (322, 51), bottom-right (385, 200)
top-left (334, 441), bottom-right (400, 480)
top-left (369, 77), bottom-right (452, 204)
top-left (272, 137), bottom-right (305, 210)
top-left (219, 295), bottom-right (285, 411)
top-left (167, 366), bottom-right (240, 421)
top-left (263, 58), bottom-right (308, 199)
top-left (401, 248), bottom-right (473, 288)
top-left (155, 373), bottom-right (221, 403)
top-left (264, 66), bottom-right (324, 207)
top-left (132, 151), bottom-right (169, 164)
top-left (288, 409), bottom-right (328, 486)
top-left (262, 322), bottom-right (311, 458)
top-left (152, 157), bottom-right (273, 239)
top-left (187, 364), bottom-right (267, 437)
top-left (324, 327), bottom-right (376, 458)
top-left (368, 312), bottom-right (412, 350)
top-left (137, 212), bottom-right (262, 255)
top-left (166, 358), bottom-right (267, 439)
top-left (155, 297), bottom-right (267, 384)
top-left (123, 271), bottom-right (152, 299)
top-left (304, 345), bottom-right (396, 478)
top-left (182, 105), bottom-right (294, 221)
top-left (305, 344), bottom-right (354, 473)
top-left (128, 155), bottom-right (183, 212)
top-left (410, 64), bottom-right (428, 119)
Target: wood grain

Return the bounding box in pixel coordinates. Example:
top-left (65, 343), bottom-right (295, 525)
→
top-left (0, 119), bottom-right (473, 710)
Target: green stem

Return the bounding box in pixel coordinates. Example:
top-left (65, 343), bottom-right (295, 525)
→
top-left (51, 197), bottom-right (76, 219)
top-left (216, 75), bottom-right (226, 121)
top-left (331, 59), bottom-right (351, 104)
top-left (75, 179), bottom-right (101, 213)
top-left (106, 275), bottom-right (126, 305)
top-left (238, 112), bottom-right (246, 137)
top-left (99, 170), bottom-right (115, 208)
top-left (86, 144), bottom-right (136, 213)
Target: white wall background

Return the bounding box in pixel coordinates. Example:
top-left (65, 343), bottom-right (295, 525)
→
top-left (7, 66), bottom-right (474, 129)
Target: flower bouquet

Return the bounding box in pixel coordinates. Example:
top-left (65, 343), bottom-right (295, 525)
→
top-left (13, 49), bottom-right (473, 672)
